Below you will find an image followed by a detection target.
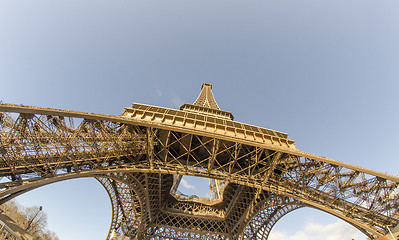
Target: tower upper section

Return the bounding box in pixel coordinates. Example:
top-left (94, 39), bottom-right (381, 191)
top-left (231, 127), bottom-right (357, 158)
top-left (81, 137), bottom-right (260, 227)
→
top-left (193, 83), bottom-right (220, 109)
top-left (180, 83), bottom-right (234, 120)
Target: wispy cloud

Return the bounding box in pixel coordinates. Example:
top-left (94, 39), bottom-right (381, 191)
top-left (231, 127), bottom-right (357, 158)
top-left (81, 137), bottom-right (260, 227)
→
top-left (156, 88), bottom-right (162, 97)
top-left (170, 95), bottom-right (185, 108)
top-left (269, 220), bottom-right (366, 240)
top-left (180, 178), bottom-right (195, 190)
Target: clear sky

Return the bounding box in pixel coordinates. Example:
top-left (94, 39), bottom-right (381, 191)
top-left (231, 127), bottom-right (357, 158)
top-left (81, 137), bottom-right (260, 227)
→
top-left (1, 0), bottom-right (399, 239)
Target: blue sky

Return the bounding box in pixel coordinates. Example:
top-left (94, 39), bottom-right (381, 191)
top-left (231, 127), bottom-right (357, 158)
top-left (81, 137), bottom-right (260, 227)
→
top-left (1, 0), bottom-right (399, 239)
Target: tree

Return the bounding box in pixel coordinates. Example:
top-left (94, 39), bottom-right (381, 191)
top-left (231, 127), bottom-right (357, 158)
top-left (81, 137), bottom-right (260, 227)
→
top-left (0, 200), bottom-right (59, 240)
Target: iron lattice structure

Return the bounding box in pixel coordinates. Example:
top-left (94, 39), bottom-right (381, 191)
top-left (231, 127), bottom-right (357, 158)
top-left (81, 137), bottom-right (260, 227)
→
top-left (0, 83), bottom-right (398, 240)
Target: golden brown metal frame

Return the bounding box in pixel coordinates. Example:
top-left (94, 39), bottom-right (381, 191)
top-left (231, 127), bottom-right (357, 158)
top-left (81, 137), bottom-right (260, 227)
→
top-left (0, 83), bottom-right (398, 240)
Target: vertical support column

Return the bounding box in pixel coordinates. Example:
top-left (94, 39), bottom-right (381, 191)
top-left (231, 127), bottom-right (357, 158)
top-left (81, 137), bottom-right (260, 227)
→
top-left (208, 138), bottom-right (219, 171)
top-left (147, 127), bottom-right (154, 170)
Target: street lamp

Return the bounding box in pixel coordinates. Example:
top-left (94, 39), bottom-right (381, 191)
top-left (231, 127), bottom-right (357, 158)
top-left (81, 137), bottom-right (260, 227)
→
top-left (387, 225), bottom-right (396, 240)
top-left (25, 206), bottom-right (42, 231)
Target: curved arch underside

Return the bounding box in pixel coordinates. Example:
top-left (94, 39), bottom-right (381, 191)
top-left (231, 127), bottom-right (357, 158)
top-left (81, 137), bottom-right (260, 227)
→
top-left (0, 104), bottom-right (398, 239)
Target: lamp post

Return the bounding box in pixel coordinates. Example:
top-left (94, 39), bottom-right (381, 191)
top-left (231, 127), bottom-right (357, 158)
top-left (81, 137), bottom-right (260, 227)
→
top-left (25, 206), bottom-right (42, 231)
top-left (387, 225), bottom-right (396, 240)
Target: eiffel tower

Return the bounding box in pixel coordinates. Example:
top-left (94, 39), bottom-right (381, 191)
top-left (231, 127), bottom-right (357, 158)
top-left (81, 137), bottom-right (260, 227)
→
top-left (0, 83), bottom-right (398, 240)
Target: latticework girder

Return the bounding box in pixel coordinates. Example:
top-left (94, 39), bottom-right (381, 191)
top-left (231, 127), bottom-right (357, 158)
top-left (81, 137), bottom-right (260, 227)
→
top-left (0, 84), bottom-right (398, 240)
